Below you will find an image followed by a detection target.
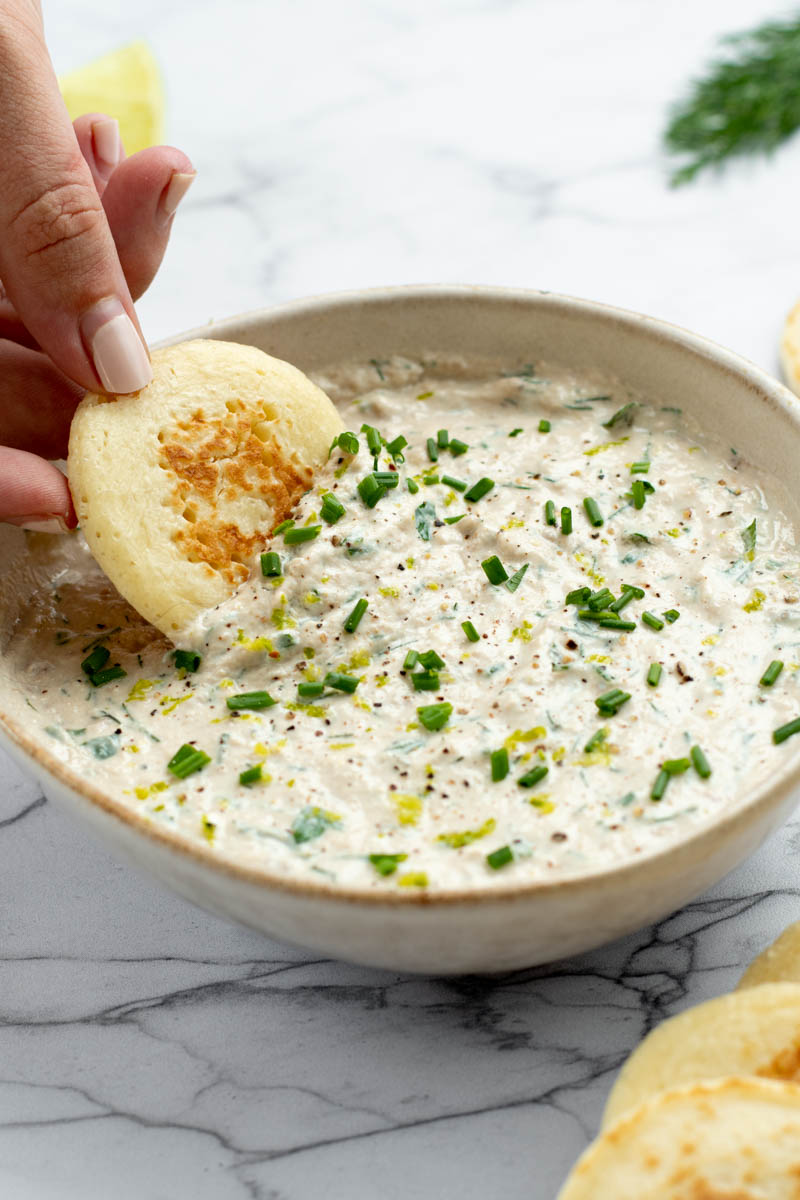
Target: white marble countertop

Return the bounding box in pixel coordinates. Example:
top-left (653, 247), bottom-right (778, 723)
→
top-left (3, 1), bottom-right (800, 1195)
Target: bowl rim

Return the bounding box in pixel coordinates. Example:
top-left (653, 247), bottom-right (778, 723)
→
top-left (5, 282), bottom-right (800, 908)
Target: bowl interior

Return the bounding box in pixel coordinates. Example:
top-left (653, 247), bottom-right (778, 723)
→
top-left (2, 285), bottom-right (800, 913)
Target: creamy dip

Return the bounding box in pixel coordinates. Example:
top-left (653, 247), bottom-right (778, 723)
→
top-left (6, 354), bottom-right (800, 893)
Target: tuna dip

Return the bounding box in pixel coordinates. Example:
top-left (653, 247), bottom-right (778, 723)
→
top-left (6, 354), bottom-right (800, 893)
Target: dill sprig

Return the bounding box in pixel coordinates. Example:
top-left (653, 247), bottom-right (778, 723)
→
top-left (665, 13), bottom-right (800, 185)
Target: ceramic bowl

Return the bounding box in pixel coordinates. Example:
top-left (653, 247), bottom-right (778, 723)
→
top-left (2, 286), bottom-right (800, 974)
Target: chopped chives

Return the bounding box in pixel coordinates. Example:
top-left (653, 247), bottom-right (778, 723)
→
top-left (386, 434), bottom-right (407, 458)
top-left (239, 764), bottom-right (263, 786)
top-left (584, 728), bottom-right (608, 753)
top-left (623, 584), bottom-right (646, 599)
top-left (418, 650), bottom-right (445, 669)
top-left (298, 682), bottom-right (325, 698)
top-left (647, 662), bottom-right (662, 687)
top-left (89, 665), bottom-right (126, 687)
top-left (361, 423), bottom-right (382, 457)
top-left (411, 671), bottom-right (440, 691)
top-left (595, 689), bottom-right (631, 715)
top-left (167, 745), bottom-right (211, 779)
top-left (272, 518), bottom-right (294, 536)
top-left (373, 471), bottom-right (399, 488)
top-left (651, 769), bottom-right (670, 801)
top-left (320, 493), bottom-right (345, 524)
top-left (587, 588), bottom-right (614, 611)
top-left (630, 461), bottom-right (650, 473)
top-left (508, 428), bottom-right (523, 437)
top-left (426, 437), bottom-right (439, 462)
top-left (545, 500), bottom-right (557, 526)
top-left (343, 597), bottom-right (368, 633)
top-left (566, 586), bottom-right (591, 604)
top-left (323, 672), bottom-right (359, 694)
top-left (284, 525), bottom-right (321, 545)
top-left (417, 701), bottom-right (453, 731)
top-left (690, 745), bottom-right (712, 778)
top-left (465, 477), bottom-right (495, 503)
top-left (761, 659), bottom-right (784, 687)
top-left (358, 474), bottom-right (386, 508)
top-left (81, 645), bottom-right (110, 675)
top-left (449, 438), bottom-right (468, 456)
top-left (518, 764), bottom-right (549, 788)
top-left (641, 611), bottom-right (664, 631)
top-left (603, 402), bottom-right (637, 429)
top-left (773, 717), bottom-right (800, 744)
top-left (538, 419), bottom-right (551, 433)
top-left (260, 551), bottom-right (282, 577)
top-left (461, 620), bottom-right (480, 643)
top-left (486, 845), bottom-right (513, 870)
top-left (444, 514), bottom-right (465, 524)
top-left (608, 587), bottom-right (637, 613)
top-left (631, 480), bottom-right (646, 510)
top-left (173, 649), bottom-right (201, 673)
top-left (506, 564), bottom-right (529, 593)
top-left (491, 747), bottom-right (509, 781)
top-left (560, 506), bottom-right (572, 535)
top-left (369, 852), bottom-right (407, 876)
top-left (663, 757), bottom-right (690, 774)
top-left (403, 650), bottom-right (419, 671)
top-left (422, 474), bottom-right (439, 486)
top-left (167, 743), bottom-right (195, 769)
top-left (599, 618), bottom-right (636, 631)
top-left (226, 691), bottom-right (277, 710)
top-left (481, 555), bottom-right (509, 584)
top-left (441, 475), bottom-right (467, 492)
top-left (578, 609), bottom-right (617, 621)
top-left (663, 609), bottom-right (680, 623)
top-left (437, 429), bottom-right (449, 449)
top-left (407, 478), bottom-right (420, 494)
top-left (583, 497), bottom-right (603, 527)
top-left (335, 431), bottom-right (360, 455)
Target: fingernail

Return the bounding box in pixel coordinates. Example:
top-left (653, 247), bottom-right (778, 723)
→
top-left (6, 515), bottom-right (72, 534)
top-left (81, 297), bottom-right (152, 394)
top-left (161, 171), bottom-right (196, 221)
top-left (92, 118), bottom-right (121, 170)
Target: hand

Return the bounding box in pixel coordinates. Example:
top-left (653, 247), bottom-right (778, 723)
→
top-left (0, 1), bottom-right (195, 531)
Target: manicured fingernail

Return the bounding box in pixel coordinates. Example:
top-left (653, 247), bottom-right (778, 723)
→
top-left (6, 515), bottom-right (72, 534)
top-left (161, 171), bottom-right (196, 220)
top-left (92, 118), bottom-right (121, 170)
top-left (81, 297), bottom-right (152, 394)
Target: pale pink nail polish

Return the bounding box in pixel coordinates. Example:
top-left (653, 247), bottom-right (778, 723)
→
top-left (81, 297), bottom-right (152, 394)
top-left (92, 118), bottom-right (121, 170)
top-left (161, 171), bottom-right (196, 220)
top-left (6, 515), bottom-right (72, 534)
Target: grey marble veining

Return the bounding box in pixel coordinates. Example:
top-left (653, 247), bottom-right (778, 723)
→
top-left (5, 1), bottom-right (800, 1195)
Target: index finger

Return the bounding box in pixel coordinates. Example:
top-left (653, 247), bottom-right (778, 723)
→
top-left (0, 3), bottom-right (151, 394)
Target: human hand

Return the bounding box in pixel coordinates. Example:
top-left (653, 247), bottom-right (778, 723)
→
top-left (0, 1), bottom-right (195, 531)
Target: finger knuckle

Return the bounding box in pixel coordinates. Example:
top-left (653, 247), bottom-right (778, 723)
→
top-left (11, 179), bottom-right (105, 268)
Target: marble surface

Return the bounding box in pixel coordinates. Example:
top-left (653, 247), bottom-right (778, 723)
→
top-left (3, 1), bottom-right (800, 1195)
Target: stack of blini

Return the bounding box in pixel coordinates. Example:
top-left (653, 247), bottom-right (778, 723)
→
top-left (557, 922), bottom-right (800, 1198)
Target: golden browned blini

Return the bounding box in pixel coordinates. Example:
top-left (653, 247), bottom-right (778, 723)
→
top-left (68, 339), bottom-right (343, 636)
top-left (602, 982), bottom-right (800, 1127)
top-left (739, 921), bottom-right (800, 989)
top-left (558, 1077), bottom-right (800, 1200)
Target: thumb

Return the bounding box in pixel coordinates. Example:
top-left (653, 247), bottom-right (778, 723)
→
top-left (0, 5), bottom-right (152, 394)
top-left (0, 447), bottom-right (75, 531)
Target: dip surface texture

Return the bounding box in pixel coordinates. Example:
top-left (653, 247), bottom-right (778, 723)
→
top-left (7, 355), bottom-right (800, 893)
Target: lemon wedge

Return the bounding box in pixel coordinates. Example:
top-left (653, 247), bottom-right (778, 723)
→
top-left (58, 40), bottom-right (165, 156)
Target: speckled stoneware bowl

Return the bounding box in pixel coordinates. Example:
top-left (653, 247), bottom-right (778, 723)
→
top-left (2, 286), bottom-right (800, 974)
